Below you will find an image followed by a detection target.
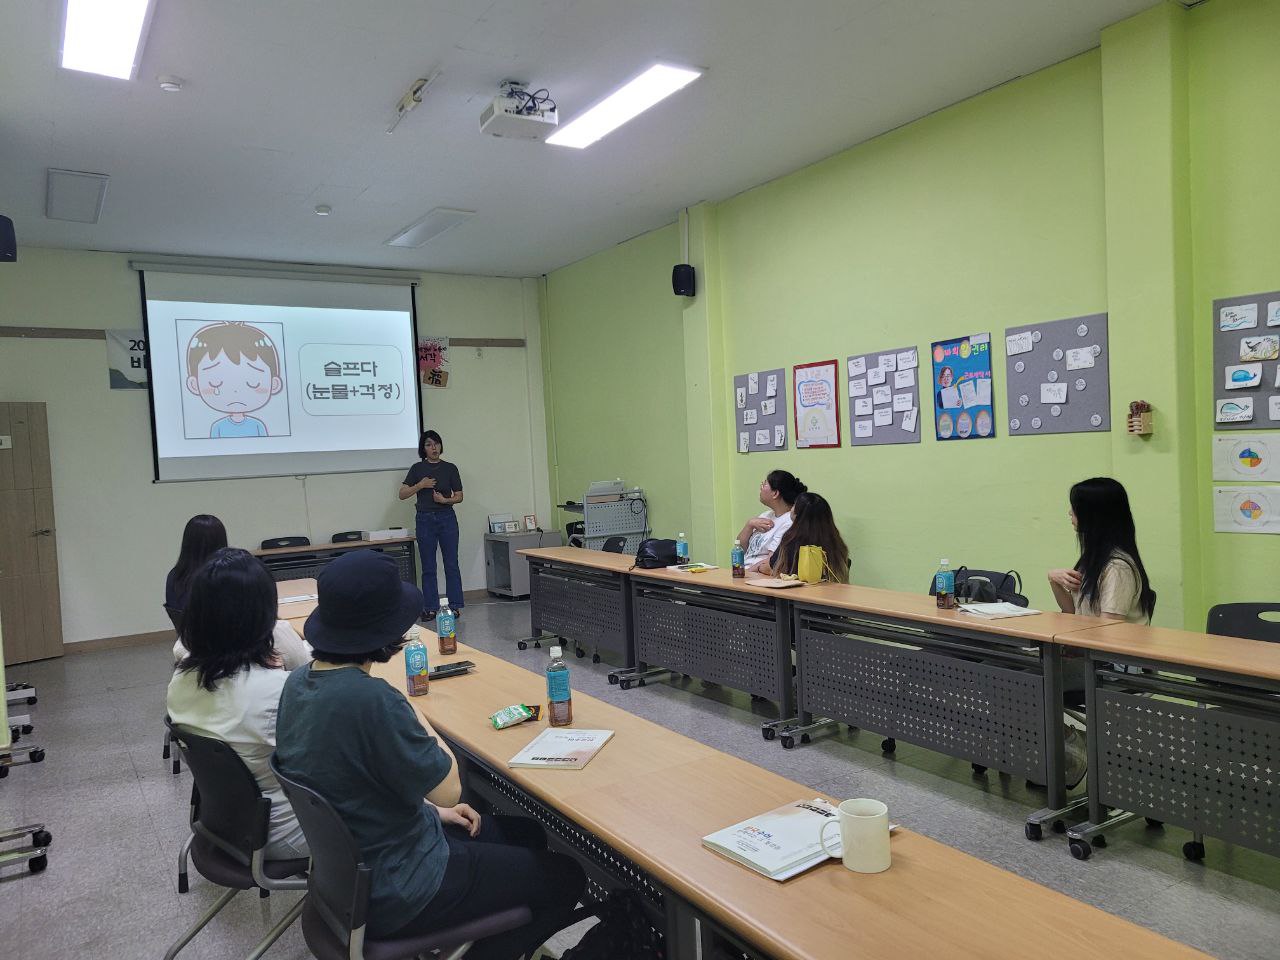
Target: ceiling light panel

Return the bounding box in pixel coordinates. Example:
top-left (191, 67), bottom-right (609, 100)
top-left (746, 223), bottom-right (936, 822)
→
top-left (546, 64), bottom-right (703, 149)
top-left (61, 0), bottom-right (156, 80)
top-left (46, 169), bottom-right (110, 223)
top-left (385, 208), bottom-right (476, 248)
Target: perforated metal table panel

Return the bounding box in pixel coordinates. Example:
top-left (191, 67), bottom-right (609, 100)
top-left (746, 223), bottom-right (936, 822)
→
top-left (527, 557), bottom-right (632, 664)
top-left (793, 604), bottom-right (1060, 797)
top-left (1085, 657), bottom-right (1280, 858)
top-left (631, 580), bottom-right (794, 714)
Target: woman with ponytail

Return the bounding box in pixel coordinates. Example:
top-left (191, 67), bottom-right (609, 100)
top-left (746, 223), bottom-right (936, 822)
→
top-left (738, 470), bottom-right (808, 572)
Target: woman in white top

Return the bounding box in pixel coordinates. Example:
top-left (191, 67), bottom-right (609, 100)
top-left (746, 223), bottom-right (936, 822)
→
top-left (167, 548), bottom-right (308, 859)
top-left (737, 470), bottom-right (807, 572)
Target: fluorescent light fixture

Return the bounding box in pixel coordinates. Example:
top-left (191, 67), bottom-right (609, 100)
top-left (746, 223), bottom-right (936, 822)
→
top-left (546, 63), bottom-right (702, 149)
top-left (61, 0), bottom-right (156, 80)
top-left (385, 207), bottom-right (476, 248)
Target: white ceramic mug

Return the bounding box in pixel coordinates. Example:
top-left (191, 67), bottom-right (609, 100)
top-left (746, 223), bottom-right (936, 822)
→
top-left (818, 798), bottom-right (891, 873)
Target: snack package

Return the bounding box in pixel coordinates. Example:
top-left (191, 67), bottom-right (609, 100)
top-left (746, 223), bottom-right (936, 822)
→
top-left (490, 703), bottom-right (541, 729)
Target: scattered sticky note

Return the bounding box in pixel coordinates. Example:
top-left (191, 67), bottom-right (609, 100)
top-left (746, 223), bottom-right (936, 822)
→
top-left (748, 373), bottom-right (759, 395)
top-left (971, 332), bottom-right (991, 345)
top-left (743, 408), bottom-right (758, 424)
top-left (872, 385), bottom-right (892, 405)
top-left (1271, 396), bottom-right (1280, 421)
top-left (775, 424), bottom-right (786, 447)
top-left (901, 408), bottom-right (918, 433)
top-left (1006, 332), bottom-right (1034, 356)
top-left (1268, 302), bottom-right (1280, 327)
top-left (1216, 398), bottom-right (1254, 423)
top-left (893, 369), bottom-right (915, 390)
top-left (1220, 303), bottom-right (1258, 331)
top-left (1225, 363), bottom-right (1262, 390)
top-left (854, 420), bottom-right (873, 438)
top-left (854, 397), bottom-right (872, 416)
top-left (1065, 347), bottom-right (1095, 371)
top-left (766, 374), bottom-right (778, 397)
top-left (939, 385), bottom-right (960, 409)
top-left (897, 349), bottom-right (918, 370)
top-left (892, 393), bottom-right (913, 412)
top-left (755, 429), bottom-right (770, 446)
top-left (849, 378), bottom-right (867, 397)
top-left (879, 354), bottom-right (897, 372)
top-left (873, 408), bottom-right (893, 427)
top-left (1041, 382), bottom-right (1068, 404)
top-left (868, 367), bottom-right (886, 385)
top-left (959, 380), bottom-right (980, 409)
top-left (738, 432), bottom-right (749, 453)
top-left (848, 357), bottom-right (867, 378)
top-left (975, 378), bottom-right (992, 406)
top-left (1241, 335), bottom-right (1280, 362)
top-left (736, 387), bottom-right (746, 409)
top-left (761, 398), bottom-right (776, 416)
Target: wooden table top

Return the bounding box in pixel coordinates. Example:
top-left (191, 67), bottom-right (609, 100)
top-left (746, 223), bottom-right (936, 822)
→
top-left (370, 641), bottom-right (1205, 960)
top-left (276, 578), bottom-right (318, 621)
top-left (518, 545), bottom-right (636, 574)
top-left (1056, 620), bottom-right (1280, 682)
top-left (253, 536), bottom-right (414, 558)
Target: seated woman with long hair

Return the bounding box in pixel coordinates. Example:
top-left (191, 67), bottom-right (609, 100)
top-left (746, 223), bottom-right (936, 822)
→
top-left (165, 514), bottom-right (228, 614)
top-left (756, 491), bottom-right (850, 583)
top-left (166, 548), bottom-right (309, 859)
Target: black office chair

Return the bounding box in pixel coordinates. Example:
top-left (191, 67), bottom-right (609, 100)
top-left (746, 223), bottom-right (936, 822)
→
top-left (566, 521), bottom-right (585, 549)
top-left (270, 756), bottom-right (531, 960)
top-left (331, 531), bottom-right (364, 543)
top-left (163, 726), bottom-right (309, 960)
top-left (163, 604), bottom-right (184, 775)
top-left (601, 536), bottom-right (627, 554)
top-left (261, 536), bottom-right (312, 550)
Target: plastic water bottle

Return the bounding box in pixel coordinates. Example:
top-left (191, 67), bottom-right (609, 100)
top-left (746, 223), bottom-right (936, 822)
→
top-left (935, 558), bottom-right (956, 610)
top-left (436, 598), bottom-right (457, 655)
top-left (405, 630), bottom-right (430, 696)
top-left (731, 539), bottom-right (746, 578)
top-left (676, 532), bottom-right (689, 562)
top-left (546, 646), bottom-right (573, 727)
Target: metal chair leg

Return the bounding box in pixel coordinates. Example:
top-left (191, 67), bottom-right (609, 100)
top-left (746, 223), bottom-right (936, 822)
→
top-left (163, 887), bottom-right (239, 960)
top-left (244, 894), bottom-right (307, 960)
top-left (177, 833), bottom-right (193, 893)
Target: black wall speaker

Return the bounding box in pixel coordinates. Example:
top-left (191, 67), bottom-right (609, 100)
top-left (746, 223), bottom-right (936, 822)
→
top-left (672, 263), bottom-right (695, 297)
top-left (0, 215), bottom-right (15, 263)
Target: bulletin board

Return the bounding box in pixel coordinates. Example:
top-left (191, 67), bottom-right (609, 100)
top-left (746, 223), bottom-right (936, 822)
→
top-left (1003, 313), bottom-right (1111, 436)
top-left (793, 359), bottom-right (841, 449)
top-left (1212, 290), bottom-right (1280, 431)
top-left (930, 334), bottom-right (995, 441)
top-left (846, 345), bottom-right (921, 446)
top-left (734, 368), bottom-right (789, 453)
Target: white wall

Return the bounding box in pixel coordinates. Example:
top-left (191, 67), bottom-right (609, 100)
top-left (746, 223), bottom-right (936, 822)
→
top-left (0, 248), bottom-right (550, 643)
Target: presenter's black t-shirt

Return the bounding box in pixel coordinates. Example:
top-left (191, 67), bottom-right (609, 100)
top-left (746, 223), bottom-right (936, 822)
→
top-left (403, 459), bottom-right (462, 513)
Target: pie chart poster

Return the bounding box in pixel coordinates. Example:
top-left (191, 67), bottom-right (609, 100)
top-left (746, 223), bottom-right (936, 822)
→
top-left (930, 333), bottom-right (995, 441)
top-left (1214, 486), bottom-right (1280, 535)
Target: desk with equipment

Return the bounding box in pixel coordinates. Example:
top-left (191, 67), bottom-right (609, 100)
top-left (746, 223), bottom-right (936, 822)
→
top-left (1052, 622), bottom-right (1280, 863)
top-left (369, 640), bottom-right (1204, 960)
top-left (253, 536), bottom-right (416, 584)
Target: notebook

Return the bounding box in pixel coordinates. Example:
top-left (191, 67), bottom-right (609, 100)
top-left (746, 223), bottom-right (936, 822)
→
top-left (508, 728), bottom-right (614, 770)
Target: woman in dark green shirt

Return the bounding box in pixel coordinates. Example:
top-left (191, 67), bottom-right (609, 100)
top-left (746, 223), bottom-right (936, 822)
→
top-left (399, 429), bottom-right (464, 622)
top-left (275, 550), bottom-right (585, 959)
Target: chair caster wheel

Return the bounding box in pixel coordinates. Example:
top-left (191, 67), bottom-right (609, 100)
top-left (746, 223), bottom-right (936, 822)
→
top-left (260, 888), bottom-right (270, 899)
top-left (971, 763), bottom-right (987, 776)
top-left (32, 830), bottom-right (51, 848)
top-left (1093, 835), bottom-right (1107, 848)
top-left (0, 767), bottom-right (8, 779)
top-left (20, 724), bottom-right (33, 735)
top-left (607, 674), bottom-right (619, 685)
top-left (30, 749), bottom-right (45, 763)
top-left (1051, 820), bottom-right (1066, 834)
top-left (517, 641), bottom-right (528, 650)
top-left (1069, 839), bottom-right (1092, 860)
top-left (881, 738), bottom-right (896, 754)
top-left (780, 736), bottom-right (795, 749)
top-left (26, 696), bottom-right (37, 706)
top-left (637, 679), bottom-right (646, 687)
top-left (619, 680), bottom-right (632, 690)
top-left (1145, 818), bottom-right (1164, 829)
top-left (800, 733), bottom-right (811, 744)
top-left (592, 654), bottom-right (601, 664)
top-left (1025, 822), bottom-right (1042, 841)
top-left (28, 854), bottom-right (47, 873)
top-left (575, 647), bottom-right (585, 658)
top-left (762, 727), bottom-right (776, 741)
top-left (533, 641), bottom-right (542, 649)
top-left (1183, 841), bottom-right (1205, 861)
top-left (178, 874), bottom-right (189, 894)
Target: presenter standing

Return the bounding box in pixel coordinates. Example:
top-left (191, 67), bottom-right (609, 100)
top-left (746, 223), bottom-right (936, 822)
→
top-left (399, 430), bottom-right (464, 622)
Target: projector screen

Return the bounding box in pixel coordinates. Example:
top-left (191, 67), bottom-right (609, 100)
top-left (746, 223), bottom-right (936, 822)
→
top-left (141, 270), bottom-right (422, 482)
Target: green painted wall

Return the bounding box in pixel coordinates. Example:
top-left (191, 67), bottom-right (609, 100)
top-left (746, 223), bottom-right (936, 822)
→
top-left (541, 223), bottom-right (692, 539)
top-left (1188, 0), bottom-right (1280, 609)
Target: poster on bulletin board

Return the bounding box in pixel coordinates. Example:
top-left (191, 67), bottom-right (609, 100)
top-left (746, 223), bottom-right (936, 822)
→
top-left (930, 334), bottom-right (995, 440)
top-left (793, 359), bottom-right (841, 448)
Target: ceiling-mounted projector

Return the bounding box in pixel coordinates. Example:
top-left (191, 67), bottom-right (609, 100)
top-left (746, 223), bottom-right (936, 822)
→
top-left (479, 81), bottom-right (558, 140)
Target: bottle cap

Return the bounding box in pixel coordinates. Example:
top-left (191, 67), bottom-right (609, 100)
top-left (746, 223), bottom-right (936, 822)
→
top-left (679, 532), bottom-right (686, 537)
top-left (439, 597), bottom-right (449, 605)
top-left (940, 559), bottom-right (949, 566)
top-left (550, 646), bottom-right (563, 658)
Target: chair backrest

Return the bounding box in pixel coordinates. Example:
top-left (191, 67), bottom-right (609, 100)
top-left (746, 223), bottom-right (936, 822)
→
top-left (601, 536), bottom-right (627, 554)
top-left (262, 536), bottom-right (312, 550)
top-left (270, 754), bottom-right (371, 947)
top-left (163, 604), bottom-right (184, 634)
top-left (331, 531), bottom-right (364, 543)
top-left (169, 724), bottom-right (270, 866)
top-left (1206, 603), bottom-right (1280, 643)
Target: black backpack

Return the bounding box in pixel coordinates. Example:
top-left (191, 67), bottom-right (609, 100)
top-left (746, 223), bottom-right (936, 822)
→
top-left (631, 538), bottom-right (678, 569)
top-left (955, 567), bottom-right (1027, 606)
top-left (559, 890), bottom-right (663, 960)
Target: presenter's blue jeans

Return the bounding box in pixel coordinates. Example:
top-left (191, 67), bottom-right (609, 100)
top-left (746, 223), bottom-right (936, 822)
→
top-left (416, 510), bottom-right (464, 612)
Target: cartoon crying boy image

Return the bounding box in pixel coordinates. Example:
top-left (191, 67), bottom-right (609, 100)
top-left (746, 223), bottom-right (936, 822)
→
top-left (185, 322), bottom-right (284, 438)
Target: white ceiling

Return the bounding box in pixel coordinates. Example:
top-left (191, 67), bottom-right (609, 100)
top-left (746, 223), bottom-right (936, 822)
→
top-left (0, 0), bottom-right (1153, 278)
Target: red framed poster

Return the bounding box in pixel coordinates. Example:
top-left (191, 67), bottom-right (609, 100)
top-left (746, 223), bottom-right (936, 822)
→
top-left (792, 359), bottom-right (841, 448)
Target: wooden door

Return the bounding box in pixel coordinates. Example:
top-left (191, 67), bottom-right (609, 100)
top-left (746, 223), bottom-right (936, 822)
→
top-left (0, 403), bottom-right (63, 664)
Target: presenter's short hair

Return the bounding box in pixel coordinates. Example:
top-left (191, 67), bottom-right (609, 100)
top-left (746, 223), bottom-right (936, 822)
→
top-left (419, 430), bottom-right (443, 458)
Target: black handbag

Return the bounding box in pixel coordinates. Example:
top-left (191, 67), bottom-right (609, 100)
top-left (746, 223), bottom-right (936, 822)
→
top-left (954, 566), bottom-right (1028, 606)
top-left (630, 538), bottom-right (678, 569)
top-left (559, 890), bottom-right (662, 960)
